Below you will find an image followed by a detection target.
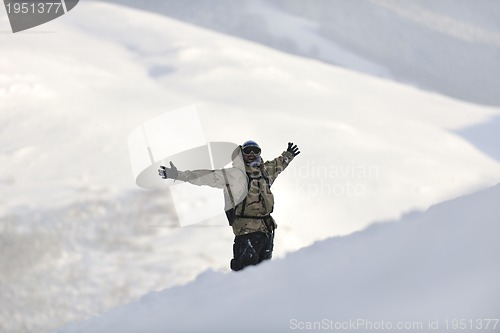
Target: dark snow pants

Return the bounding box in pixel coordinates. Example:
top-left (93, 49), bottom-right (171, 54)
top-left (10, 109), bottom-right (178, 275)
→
top-left (230, 231), bottom-right (274, 271)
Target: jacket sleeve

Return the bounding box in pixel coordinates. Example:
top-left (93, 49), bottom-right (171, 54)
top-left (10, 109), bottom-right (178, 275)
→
top-left (176, 169), bottom-right (227, 189)
top-left (264, 150), bottom-right (295, 183)
top-left (176, 168), bottom-right (248, 208)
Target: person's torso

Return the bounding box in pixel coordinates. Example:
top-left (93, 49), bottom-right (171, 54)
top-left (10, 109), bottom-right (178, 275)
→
top-left (236, 164), bottom-right (274, 217)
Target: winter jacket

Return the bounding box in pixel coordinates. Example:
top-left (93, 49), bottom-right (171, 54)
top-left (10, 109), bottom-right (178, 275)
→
top-left (176, 150), bottom-right (295, 236)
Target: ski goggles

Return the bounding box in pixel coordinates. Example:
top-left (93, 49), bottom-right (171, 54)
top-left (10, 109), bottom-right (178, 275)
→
top-left (242, 146), bottom-right (261, 155)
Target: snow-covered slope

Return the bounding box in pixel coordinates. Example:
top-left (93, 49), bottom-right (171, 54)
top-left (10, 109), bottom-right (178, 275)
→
top-left (1, 2), bottom-right (500, 333)
top-left (57, 183), bottom-right (500, 333)
top-left (103, 0), bottom-right (500, 108)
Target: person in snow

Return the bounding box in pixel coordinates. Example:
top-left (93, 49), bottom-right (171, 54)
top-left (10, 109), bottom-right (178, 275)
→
top-left (158, 140), bottom-right (300, 271)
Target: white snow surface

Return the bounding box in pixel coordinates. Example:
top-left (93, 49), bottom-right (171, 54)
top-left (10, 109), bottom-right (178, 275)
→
top-left (57, 183), bottom-right (500, 333)
top-left (105, 0), bottom-right (500, 107)
top-left (0, 1), bottom-right (499, 333)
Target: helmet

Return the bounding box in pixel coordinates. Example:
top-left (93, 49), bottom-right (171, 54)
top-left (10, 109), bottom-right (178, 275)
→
top-left (241, 140), bottom-right (261, 155)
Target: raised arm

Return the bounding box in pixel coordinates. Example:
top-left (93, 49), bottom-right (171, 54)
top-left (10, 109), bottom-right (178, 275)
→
top-left (264, 142), bottom-right (300, 182)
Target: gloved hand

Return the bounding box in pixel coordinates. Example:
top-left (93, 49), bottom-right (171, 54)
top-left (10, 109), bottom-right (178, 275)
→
top-left (287, 142), bottom-right (300, 156)
top-left (158, 161), bottom-right (179, 179)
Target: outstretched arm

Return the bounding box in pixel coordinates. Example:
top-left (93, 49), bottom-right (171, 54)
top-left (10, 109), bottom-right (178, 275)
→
top-left (265, 142), bottom-right (300, 182)
top-left (159, 162), bottom-right (228, 189)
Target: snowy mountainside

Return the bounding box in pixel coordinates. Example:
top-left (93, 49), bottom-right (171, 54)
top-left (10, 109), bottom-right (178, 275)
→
top-left (102, 0), bottom-right (500, 107)
top-left (2, 0), bottom-right (498, 247)
top-left (1, 2), bottom-right (500, 333)
top-left (57, 183), bottom-right (500, 333)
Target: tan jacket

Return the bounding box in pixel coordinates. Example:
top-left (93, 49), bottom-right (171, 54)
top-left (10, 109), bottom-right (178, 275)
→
top-left (177, 150), bottom-right (295, 235)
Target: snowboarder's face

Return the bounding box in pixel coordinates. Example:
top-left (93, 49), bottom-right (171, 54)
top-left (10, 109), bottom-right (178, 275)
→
top-left (243, 151), bottom-right (259, 164)
top-left (242, 146), bottom-right (260, 165)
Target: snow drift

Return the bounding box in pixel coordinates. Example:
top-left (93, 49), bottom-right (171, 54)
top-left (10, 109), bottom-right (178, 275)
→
top-left (57, 183), bottom-right (500, 333)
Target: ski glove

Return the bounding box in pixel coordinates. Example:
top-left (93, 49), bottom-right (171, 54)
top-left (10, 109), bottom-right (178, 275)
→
top-left (287, 142), bottom-right (300, 157)
top-left (158, 161), bottom-right (179, 179)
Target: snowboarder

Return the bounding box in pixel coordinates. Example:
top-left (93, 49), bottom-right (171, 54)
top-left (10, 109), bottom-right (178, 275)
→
top-left (158, 140), bottom-right (300, 271)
